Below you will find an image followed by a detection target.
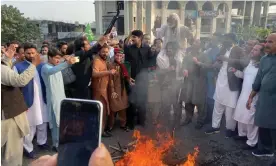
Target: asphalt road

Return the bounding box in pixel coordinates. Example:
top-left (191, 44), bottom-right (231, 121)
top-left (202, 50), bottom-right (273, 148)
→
top-left (23, 111), bottom-right (275, 166)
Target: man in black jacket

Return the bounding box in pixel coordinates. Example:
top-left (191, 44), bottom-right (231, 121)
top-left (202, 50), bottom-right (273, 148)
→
top-left (124, 30), bottom-right (151, 128)
top-left (70, 36), bottom-right (107, 99)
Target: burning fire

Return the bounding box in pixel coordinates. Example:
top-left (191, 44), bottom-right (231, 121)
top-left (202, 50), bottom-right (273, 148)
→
top-left (116, 130), bottom-right (199, 166)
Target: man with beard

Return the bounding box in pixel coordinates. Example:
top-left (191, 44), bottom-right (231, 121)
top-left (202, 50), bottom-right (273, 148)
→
top-left (153, 13), bottom-right (192, 66)
top-left (205, 33), bottom-right (245, 138)
top-left (13, 43), bottom-right (48, 158)
top-left (13, 45), bottom-right (25, 65)
top-left (181, 39), bottom-right (209, 129)
top-left (108, 48), bottom-right (133, 132)
top-left (124, 30), bottom-right (152, 128)
top-left (232, 44), bottom-right (265, 150)
top-left (40, 45), bottom-right (49, 63)
top-left (92, 44), bottom-right (116, 137)
top-left (222, 40), bottom-right (258, 69)
top-left (152, 13), bottom-right (192, 50)
top-left (41, 48), bottom-right (77, 152)
top-left (248, 33), bottom-right (276, 157)
top-left (57, 41), bottom-right (68, 55)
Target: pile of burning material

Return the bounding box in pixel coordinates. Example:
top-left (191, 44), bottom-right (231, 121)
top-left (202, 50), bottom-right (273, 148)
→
top-left (110, 130), bottom-right (199, 166)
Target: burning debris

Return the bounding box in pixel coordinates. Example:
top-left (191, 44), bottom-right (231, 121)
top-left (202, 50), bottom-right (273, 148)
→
top-left (110, 130), bottom-right (199, 166)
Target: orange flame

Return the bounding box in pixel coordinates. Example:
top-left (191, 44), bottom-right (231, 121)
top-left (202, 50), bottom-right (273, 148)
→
top-left (180, 147), bottom-right (199, 166)
top-left (115, 130), bottom-right (199, 166)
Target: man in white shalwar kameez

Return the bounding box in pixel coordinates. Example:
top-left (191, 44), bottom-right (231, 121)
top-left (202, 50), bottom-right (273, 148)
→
top-left (153, 13), bottom-right (192, 69)
top-left (205, 33), bottom-right (246, 138)
top-left (13, 43), bottom-right (48, 158)
top-left (232, 44), bottom-right (265, 149)
top-left (41, 48), bottom-right (76, 152)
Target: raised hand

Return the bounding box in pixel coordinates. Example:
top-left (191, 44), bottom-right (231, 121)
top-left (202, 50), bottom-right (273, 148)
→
top-left (98, 35), bottom-right (109, 46)
top-left (31, 52), bottom-right (41, 66)
top-left (4, 45), bottom-right (16, 59)
top-left (67, 56), bottom-right (77, 65)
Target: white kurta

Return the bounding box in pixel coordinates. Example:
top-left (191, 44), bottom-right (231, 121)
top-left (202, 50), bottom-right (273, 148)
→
top-left (213, 49), bottom-right (239, 108)
top-left (13, 66), bottom-right (48, 126)
top-left (233, 61), bottom-right (259, 125)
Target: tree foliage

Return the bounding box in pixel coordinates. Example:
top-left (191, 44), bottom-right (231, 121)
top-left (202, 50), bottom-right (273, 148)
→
top-left (1, 4), bottom-right (41, 44)
top-left (236, 24), bottom-right (272, 41)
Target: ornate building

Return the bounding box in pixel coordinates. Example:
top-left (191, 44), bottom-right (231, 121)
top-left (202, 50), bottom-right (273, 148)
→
top-left (94, 1), bottom-right (275, 39)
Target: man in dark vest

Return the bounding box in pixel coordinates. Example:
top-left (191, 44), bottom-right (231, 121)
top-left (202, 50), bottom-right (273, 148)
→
top-left (1, 44), bottom-right (40, 166)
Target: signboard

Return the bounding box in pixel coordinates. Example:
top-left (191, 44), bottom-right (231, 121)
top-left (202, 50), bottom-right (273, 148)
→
top-left (58, 32), bottom-right (83, 39)
top-left (185, 10), bottom-right (198, 19)
top-left (198, 10), bottom-right (219, 17)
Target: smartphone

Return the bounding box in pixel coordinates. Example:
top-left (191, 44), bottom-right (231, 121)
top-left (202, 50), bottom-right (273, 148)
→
top-left (57, 98), bottom-right (103, 166)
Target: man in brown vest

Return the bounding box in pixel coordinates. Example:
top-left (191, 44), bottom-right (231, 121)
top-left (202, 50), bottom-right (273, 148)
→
top-left (1, 44), bottom-right (40, 166)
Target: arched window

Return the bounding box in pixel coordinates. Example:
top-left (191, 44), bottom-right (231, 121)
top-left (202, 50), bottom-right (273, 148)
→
top-left (156, 1), bottom-right (162, 9)
top-left (202, 2), bottom-right (213, 11)
top-left (185, 1), bottom-right (197, 10)
top-left (167, 1), bottom-right (180, 10)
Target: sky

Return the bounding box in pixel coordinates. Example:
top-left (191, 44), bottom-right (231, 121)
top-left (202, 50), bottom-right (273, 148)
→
top-left (1, 0), bottom-right (96, 24)
top-left (1, 1), bottom-right (276, 25)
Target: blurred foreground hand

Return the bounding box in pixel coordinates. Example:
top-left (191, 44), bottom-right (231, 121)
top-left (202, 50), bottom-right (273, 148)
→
top-left (31, 143), bottom-right (113, 166)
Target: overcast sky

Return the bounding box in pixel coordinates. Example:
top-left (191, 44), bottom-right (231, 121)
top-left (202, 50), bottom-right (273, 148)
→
top-left (1, 0), bottom-right (96, 24)
top-left (1, 1), bottom-right (276, 25)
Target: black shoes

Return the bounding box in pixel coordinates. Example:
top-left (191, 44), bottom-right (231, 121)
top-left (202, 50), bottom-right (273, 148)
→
top-left (241, 144), bottom-right (257, 150)
top-left (195, 123), bottom-right (204, 130)
top-left (181, 119), bottom-right (192, 126)
top-left (205, 127), bottom-right (220, 135)
top-left (23, 149), bottom-right (35, 159)
top-left (225, 130), bottom-right (236, 138)
top-left (233, 136), bottom-right (247, 141)
top-left (37, 144), bottom-right (50, 150)
top-left (252, 149), bottom-right (274, 157)
top-left (52, 146), bottom-right (58, 153)
top-left (102, 131), bottom-right (112, 138)
top-left (120, 126), bottom-right (130, 132)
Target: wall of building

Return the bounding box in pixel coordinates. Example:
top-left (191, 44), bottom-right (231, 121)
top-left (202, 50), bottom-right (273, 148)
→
top-left (95, 1), bottom-right (272, 39)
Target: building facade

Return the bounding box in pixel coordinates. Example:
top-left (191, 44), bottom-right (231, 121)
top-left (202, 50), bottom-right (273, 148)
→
top-left (31, 20), bottom-right (85, 41)
top-left (95, 1), bottom-right (275, 39)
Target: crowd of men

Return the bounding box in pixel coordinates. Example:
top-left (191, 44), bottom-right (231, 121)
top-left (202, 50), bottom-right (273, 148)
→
top-left (1, 13), bottom-right (276, 166)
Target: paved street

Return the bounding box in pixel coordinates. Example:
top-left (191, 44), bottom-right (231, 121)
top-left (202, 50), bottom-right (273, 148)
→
top-left (24, 112), bottom-right (274, 166)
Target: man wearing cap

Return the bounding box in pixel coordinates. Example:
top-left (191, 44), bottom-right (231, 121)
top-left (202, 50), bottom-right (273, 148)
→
top-left (205, 33), bottom-right (245, 138)
top-left (107, 48), bottom-right (134, 132)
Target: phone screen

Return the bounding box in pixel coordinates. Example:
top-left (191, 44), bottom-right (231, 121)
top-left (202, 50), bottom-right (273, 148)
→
top-left (57, 99), bottom-right (103, 166)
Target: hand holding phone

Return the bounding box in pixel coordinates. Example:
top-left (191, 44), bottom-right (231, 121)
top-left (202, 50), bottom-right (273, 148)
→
top-left (57, 99), bottom-right (103, 166)
top-left (32, 144), bottom-right (113, 166)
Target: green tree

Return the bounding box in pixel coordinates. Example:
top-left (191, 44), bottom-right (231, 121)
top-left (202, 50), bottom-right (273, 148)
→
top-left (235, 24), bottom-right (271, 41)
top-left (1, 4), bottom-right (41, 43)
top-left (255, 28), bottom-right (272, 40)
